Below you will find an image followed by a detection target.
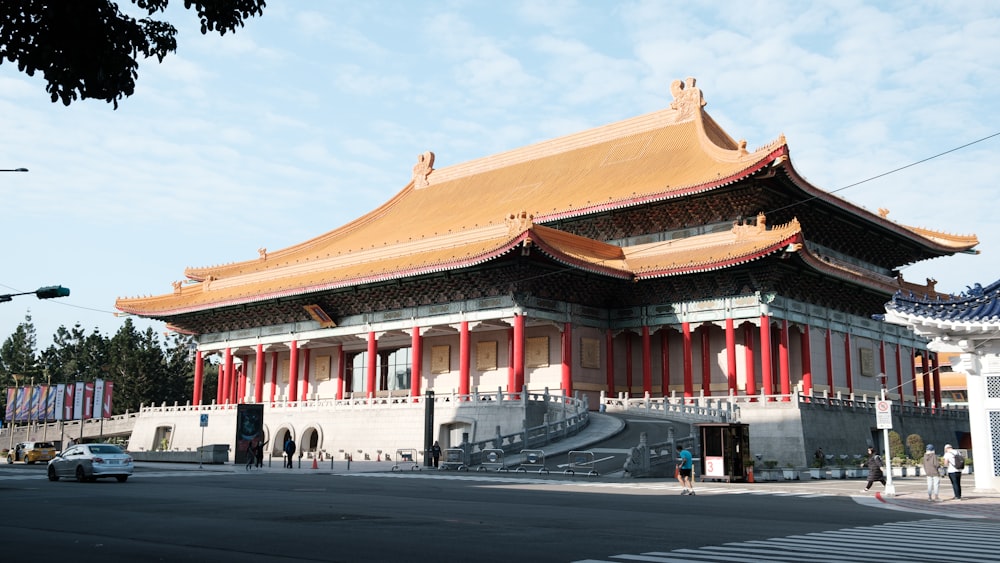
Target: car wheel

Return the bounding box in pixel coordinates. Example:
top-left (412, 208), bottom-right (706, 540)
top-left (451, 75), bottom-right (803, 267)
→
top-left (5, 456), bottom-right (11, 464)
top-left (48, 466), bottom-right (59, 482)
top-left (25, 459), bottom-right (34, 465)
top-left (75, 466), bottom-right (87, 483)
top-left (116, 475), bottom-right (128, 482)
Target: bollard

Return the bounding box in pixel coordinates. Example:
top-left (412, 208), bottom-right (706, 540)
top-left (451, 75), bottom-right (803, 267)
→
top-left (347, 454), bottom-right (352, 471)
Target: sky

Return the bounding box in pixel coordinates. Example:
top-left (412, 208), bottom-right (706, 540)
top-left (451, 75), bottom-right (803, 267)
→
top-left (1, 1), bottom-right (998, 349)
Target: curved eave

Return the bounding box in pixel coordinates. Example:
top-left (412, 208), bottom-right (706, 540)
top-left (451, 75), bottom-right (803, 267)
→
top-left (797, 248), bottom-right (904, 295)
top-left (633, 232), bottom-right (802, 280)
top-left (881, 309), bottom-right (1000, 334)
top-left (528, 230), bottom-right (633, 280)
top-left (778, 160), bottom-right (979, 254)
top-left (117, 234), bottom-right (528, 319)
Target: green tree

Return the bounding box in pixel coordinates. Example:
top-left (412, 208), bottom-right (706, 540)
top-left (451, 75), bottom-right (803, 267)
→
top-left (106, 319), bottom-right (192, 413)
top-left (906, 433), bottom-right (925, 462)
top-left (0, 0), bottom-right (266, 108)
top-left (0, 312), bottom-right (41, 385)
top-left (39, 323), bottom-right (111, 384)
top-left (888, 431), bottom-right (905, 461)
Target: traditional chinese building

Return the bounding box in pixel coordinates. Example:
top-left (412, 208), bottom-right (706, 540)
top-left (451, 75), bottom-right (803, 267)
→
top-left (117, 78), bottom-right (977, 461)
top-left (883, 281), bottom-right (1000, 491)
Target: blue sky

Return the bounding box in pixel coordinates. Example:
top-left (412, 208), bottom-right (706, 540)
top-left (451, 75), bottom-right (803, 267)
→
top-left (2, 1), bottom-right (998, 347)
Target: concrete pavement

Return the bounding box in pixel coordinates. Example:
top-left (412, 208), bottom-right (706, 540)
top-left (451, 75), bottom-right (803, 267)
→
top-left (133, 412), bottom-right (999, 521)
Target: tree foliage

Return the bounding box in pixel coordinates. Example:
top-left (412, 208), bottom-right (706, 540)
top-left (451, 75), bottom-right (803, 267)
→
top-left (1, 315), bottom-right (197, 415)
top-left (0, 0), bottom-right (266, 108)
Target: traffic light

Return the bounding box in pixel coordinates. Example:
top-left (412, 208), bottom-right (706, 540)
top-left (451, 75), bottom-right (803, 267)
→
top-left (35, 285), bottom-right (70, 299)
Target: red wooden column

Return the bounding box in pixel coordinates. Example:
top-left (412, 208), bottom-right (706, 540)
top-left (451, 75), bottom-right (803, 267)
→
top-left (231, 363), bottom-right (239, 404)
top-left (700, 325), bottom-right (711, 396)
top-left (660, 330), bottom-right (670, 397)
top-left (507, 327), bottom-right (515, 394)
top-left (605, 329), bottom-right (615, 396)
top-left (778, 319), bottom-right (790, 401)
top-left (844, 333), bottom-right (853, 395)
top-left (237, 355), bottom-right (248, 403)
top-left (931, 353), bottom-right (942, 408)
top-left (216, 364), bottom-right (224, 404)
top-left (288, 340), bottom-right (299, 402)
top-left (743, 324), bottom-right (756, 397)
top-left (624, 332), bottom-right (633, 394)
top-left (224, 347), bottom-right (234, 404)
top-left (562, 322), bottom-right (573, 396)
top-left (336, 347), bottom-right (346, 400)
top-left (253, 344), bottom-right (264, 403)
top-left (641, 326), bottom-right (651, 395)
top-left (269, 351), bottom-right (278, 403)
top-left (825, 328), bottom-right (834, 392)
top-left (410, 328), bottom-right (423, 398)
top-left (300, 348), bottom-right (311, 402)
top-left (681, 322), bottom-right (693, 398)
top-left (759, 316), bottom-right (772, 398)
top-left (366, 332), bottom-right (377, 398)
top-left (910, 348), bottom-right (920, 402)
top-left (459, 321), bottom-right (470, 398)
top-left (921, 351), bottom-right (931, 407)
top-left (193, 350), bottom-right (203, 406)
top-left (725, 318), bottom-right (737, 396)
top-left (800, 325), bottom-right (813, 395)
top-left (513, 315), bottom-right (525, 394)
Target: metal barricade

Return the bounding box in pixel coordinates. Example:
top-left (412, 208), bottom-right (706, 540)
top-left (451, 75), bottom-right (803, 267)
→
top-left (516, 449), bottom-right (549, 474)
top-left (564, 450), bottom-right (598, 476)
top-left (440, 448), bottom-right (468, 471)
top-left (477, 448), bottom-right (508, 472)
top-left (392, 448), bottom-right (420, 471)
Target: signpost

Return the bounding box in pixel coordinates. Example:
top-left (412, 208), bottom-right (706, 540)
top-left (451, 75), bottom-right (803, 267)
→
top-left (199, 414), bottom-right (208, 468)
top-left (876, 394), bottom-right (895, 496)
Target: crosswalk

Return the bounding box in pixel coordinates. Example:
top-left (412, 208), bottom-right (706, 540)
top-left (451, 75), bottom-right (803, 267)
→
top-left (573, 519), bottom-right (1000, 562)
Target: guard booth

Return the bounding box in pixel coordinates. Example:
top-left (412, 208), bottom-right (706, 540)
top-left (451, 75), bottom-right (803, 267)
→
top-left (697, 423), bottom-right (750, 482)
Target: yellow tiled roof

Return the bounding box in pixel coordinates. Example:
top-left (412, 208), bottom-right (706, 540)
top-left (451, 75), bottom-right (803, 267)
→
top-left (115, 78), bottom-right (975, 318)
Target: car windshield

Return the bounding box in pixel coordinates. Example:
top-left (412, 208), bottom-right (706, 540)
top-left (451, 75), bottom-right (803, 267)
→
top-left (88, 445), bottom-right (124, 455)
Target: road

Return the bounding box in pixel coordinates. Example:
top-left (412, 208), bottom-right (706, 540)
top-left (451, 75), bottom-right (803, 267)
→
top-left (3, 461), bottom-right (997, 562)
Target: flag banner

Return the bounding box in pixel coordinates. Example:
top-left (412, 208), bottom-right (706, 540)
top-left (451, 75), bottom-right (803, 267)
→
top-left (64, 383), bottom-right (76, 420)
top-left (102, 381), bottom-right (114, 418)
top-left (15, 386), bottom-right (29, 421)
top-left (3, 387), bottom-right (14, 422)
top-left (53, 384), bottom-right (65, 422)
top-left (73, 382), bottom-right (84, 420)
top-left (27, 385), bottom-right (40, 421)
top-left (43, 385), bottom-right (56, 421)
top-left (83, 381), bottom-right (95, 419)
top-left (93, 379), bottom-right (105, 420)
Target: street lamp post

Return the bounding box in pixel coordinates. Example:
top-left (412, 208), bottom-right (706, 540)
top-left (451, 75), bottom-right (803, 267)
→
top-left (0, 286), bottom-right (70, 303)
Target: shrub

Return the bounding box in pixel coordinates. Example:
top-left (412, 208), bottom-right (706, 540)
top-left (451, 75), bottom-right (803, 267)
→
top-left (888, 431), bottom-right (905, 460)
top-left (906, 434), bottom-right (925, 460)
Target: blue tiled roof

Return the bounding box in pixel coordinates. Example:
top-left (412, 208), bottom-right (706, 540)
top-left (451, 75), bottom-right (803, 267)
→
top-left (884, 279), bottom-right (1000, 323)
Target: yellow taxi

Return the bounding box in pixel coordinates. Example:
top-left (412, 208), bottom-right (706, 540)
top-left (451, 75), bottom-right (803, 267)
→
top-left (7, 441), bottom-right (57, 464)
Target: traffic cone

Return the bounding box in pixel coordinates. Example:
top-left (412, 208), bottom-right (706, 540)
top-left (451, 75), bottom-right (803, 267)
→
top-left (311, 456), bottom-right (318, 470)
top-left (747, 466), bottom-right (755, 483)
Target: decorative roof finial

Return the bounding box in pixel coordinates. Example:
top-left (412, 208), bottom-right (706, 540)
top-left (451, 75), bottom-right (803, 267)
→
top-left (669, 77), bottom-right (706, 119)
top-left (412, 151), bottom-right (435, 188)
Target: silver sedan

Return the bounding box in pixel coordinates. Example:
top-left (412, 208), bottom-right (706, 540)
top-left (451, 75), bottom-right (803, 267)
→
top-left (47, 443), bottom-right (134, 483)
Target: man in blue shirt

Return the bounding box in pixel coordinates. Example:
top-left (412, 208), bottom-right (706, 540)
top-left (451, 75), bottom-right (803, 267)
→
top-left (676, 445), bottom-right (695, 496)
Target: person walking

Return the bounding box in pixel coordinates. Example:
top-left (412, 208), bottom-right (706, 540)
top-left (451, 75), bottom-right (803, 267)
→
top-left (943, 444), bottom-right (963, 500)
top-left (283, 436), bottom-right (297, 469)
top-left (431, 441), bottom-right (442, 468)
top-left (676, 445), bottom-right (695, 496)
top-left (922, 444), bottom-right (941, 501)
top-left (861, 446), bottom-right (886, 493)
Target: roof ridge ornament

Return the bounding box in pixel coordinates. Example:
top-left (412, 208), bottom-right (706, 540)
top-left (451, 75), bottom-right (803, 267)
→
top-left (506, 211), bottom-right (534, 237)
top-left (669, 77), bottom-right (706, 119)
top-left (412, 151), bottom-right (435, 188)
